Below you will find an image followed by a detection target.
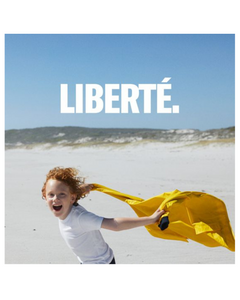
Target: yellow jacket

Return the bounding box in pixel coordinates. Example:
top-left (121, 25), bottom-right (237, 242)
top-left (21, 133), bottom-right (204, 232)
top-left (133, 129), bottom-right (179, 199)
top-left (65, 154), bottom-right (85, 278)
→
top-left (92, 184), bottom-right (235, 252)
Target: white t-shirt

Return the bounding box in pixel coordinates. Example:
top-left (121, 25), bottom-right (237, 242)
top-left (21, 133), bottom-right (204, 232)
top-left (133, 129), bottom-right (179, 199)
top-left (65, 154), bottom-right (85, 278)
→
top-left (58, 205), bottom-right (114, 264)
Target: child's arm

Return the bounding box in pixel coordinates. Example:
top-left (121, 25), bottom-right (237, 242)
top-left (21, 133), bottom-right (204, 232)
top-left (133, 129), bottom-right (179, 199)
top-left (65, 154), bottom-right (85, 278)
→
top-left (101, 209), bottom-right (165, 231)
top-left (82, 184), bottom-right (165, 230)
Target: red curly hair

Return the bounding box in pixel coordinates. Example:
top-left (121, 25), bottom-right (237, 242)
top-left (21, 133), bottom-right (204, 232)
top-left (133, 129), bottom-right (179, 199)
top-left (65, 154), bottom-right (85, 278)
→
top-left (42, 167), bottom-right (85, 205)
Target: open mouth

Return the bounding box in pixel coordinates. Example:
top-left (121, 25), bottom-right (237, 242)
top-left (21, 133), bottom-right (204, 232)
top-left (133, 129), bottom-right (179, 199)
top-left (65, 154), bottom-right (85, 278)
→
top-left (53, 205), bottom-right (62, 212)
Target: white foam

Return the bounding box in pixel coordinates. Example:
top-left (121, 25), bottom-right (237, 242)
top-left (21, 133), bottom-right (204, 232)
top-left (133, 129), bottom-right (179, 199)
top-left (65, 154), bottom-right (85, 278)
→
top-left (53, 133), bottom-right (65, 138)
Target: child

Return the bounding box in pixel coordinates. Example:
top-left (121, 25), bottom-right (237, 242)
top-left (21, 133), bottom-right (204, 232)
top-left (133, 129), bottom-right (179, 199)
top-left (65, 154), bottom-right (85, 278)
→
top-left (42, 167), bottom-right (165, 264)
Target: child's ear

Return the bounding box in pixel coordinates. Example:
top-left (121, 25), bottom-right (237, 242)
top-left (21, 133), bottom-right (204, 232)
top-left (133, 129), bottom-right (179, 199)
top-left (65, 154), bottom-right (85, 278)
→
top-left (71, 194), bottom-right (77, 203)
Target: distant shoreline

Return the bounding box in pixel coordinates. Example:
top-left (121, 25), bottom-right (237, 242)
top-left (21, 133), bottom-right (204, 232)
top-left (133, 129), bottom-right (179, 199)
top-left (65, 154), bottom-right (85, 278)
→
top-left (5, 126), bottom-right (235, 150)
top-left (5, 125), bottom-right (235, 131)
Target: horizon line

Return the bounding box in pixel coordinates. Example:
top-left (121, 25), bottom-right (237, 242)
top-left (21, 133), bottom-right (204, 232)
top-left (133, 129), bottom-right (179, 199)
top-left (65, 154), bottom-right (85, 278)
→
top-left (5, 125), bottom-right (235, 132)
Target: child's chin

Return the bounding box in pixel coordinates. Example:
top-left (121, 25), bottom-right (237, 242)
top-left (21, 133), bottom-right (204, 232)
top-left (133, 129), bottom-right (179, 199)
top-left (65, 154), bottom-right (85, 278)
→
top-left (53, 208), bottom-right (63, 217)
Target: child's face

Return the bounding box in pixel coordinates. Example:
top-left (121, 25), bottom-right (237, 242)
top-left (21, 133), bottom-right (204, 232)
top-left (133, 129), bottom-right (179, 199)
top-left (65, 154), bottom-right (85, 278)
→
top-left (45, 179), bottom-right (76, 220)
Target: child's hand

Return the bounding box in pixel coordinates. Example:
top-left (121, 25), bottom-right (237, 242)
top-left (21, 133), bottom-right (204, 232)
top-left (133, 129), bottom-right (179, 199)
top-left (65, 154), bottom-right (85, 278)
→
top-left (80, 184), bottom-right (94, 197)
top-left (150, 208), bottom-right (166, 223)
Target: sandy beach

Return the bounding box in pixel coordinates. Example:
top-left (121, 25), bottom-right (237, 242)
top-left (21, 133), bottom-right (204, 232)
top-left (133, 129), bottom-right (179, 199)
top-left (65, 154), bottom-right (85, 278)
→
top-left (5, 141), bottom-right (235, 264)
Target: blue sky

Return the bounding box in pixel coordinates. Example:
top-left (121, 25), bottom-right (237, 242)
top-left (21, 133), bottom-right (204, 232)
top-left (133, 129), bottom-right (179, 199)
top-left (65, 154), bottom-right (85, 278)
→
top-left (5, 34), bottom-right (235, 130)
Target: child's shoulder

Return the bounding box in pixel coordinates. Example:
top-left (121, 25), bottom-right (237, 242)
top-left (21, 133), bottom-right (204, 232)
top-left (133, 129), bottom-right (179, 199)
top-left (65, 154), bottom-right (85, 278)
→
top-left (71, 204), bottom-right (87, 217)
top-left (63, 205), bottom-right (87, 227)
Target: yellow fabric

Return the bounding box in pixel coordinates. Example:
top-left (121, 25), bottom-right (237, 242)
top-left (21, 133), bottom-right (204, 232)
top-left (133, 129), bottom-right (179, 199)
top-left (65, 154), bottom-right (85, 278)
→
top-left (92, 184), bottom-right (235, 252)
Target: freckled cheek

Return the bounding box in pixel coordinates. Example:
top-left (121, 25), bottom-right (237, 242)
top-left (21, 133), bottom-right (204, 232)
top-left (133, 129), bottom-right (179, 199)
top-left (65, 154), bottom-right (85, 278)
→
top-left (46, 199), bottom-right (53, 209)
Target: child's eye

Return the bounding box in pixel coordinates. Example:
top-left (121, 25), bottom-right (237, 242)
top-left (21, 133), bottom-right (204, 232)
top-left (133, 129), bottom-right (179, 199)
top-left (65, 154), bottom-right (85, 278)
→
top-left (48, 193), bottom-right (54, 198)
